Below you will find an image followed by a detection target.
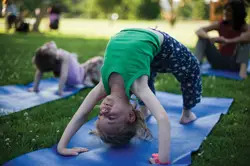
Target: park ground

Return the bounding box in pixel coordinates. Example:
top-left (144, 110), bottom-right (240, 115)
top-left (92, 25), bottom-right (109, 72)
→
top-left (0, 18), bottom-right (250, 165)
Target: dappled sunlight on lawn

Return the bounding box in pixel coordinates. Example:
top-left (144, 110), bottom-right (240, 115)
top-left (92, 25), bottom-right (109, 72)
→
top-left (0, 18), bottom-right (212, 47)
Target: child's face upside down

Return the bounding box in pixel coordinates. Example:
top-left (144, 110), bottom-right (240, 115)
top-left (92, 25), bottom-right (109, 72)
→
top-left (96, 95), bottom-right (135, 135)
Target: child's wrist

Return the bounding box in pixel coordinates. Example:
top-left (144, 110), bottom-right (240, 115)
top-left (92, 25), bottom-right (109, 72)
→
top-left (151, 153), bottom-right (170, 165)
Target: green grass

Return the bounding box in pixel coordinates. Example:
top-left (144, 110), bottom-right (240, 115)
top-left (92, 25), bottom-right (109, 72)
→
top-left (0, 18), bottom-right (216, 47)
top-left (0, 19), bottom-right (250, 165)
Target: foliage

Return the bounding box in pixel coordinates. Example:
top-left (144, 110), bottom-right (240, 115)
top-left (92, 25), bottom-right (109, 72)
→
top-left (112, 0), bottom-right (141, 19)
top-left (17, 0), bottom-right (63, 16)
top-left (176, 0), bottom-right (209, 20)
top-left (96, 0), bottom-right (122, 14)
top-left (8, 0), bottom-right (214, 21)
top-left (177, 2), bottom-right (193, 20)
top-left (191, 0), bottom-right (209, 20)
top-left (18, 0), bottom-right (161, 20)
top-left (246, 6), bottom-right (250, 23)
top-left (136, 0), bottom-right (161, 19)
top-left (91, 0), bottom-right (161, 20)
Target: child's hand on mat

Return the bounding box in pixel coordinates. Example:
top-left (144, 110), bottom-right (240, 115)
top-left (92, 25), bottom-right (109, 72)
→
top-left (57, 147), bottom-right (88, 156)
top-left (28, 87), bottom-right (39, 93)
top-left (149, 153), bottom-right (170, 165)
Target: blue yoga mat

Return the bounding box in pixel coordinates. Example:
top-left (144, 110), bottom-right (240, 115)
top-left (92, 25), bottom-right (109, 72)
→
top-left (4, 92), bottom-right (233, 166)
top-left (0, 78), bottom-right (88, 116)
top-left (201, 60), bottom-right (250, 80)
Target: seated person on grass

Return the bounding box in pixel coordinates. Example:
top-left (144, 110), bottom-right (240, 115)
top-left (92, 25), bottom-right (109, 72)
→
top-left (29, 41), bottom-right (103, 95)
top-left (195, 0), bottom-right (250, 79)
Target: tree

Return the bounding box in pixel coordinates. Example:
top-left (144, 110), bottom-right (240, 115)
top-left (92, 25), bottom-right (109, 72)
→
top-left (177, 2), bottom-right (192, 20)
top-left (17, 0), bottom-right (68, 32)
top-left (244, 0), bottom-right (250, 23)
top-left (137, 0), bottom-right (161, 19)
top-left (96, 0), bottom-right (122, 14)
top-left (192, 0), bottom-right (208, 20)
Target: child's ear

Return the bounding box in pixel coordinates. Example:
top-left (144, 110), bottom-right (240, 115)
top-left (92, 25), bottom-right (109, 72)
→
top-left (128, 111), bottom-right (136, 123)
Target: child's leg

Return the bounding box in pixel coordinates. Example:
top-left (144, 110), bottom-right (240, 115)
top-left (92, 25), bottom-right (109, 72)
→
top-left (150, 29), bottom-right (202, 123)
top-left (82, 56), bottom-right (103, 85)
top-left (178, 55), bottom-right (202, 124)
top-left (179, 82), bottom-right (200, 124)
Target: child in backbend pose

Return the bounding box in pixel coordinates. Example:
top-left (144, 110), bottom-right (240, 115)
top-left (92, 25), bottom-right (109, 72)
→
top-left (29, 41), bottom-right (103, 96)
top-left (57, 28), bottom-right (202, 164)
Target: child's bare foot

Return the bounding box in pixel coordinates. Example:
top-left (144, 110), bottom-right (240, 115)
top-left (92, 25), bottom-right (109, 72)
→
top-left (179, 111), bottom-right (197, 124)
top-left (28, 87), bottom-right (39, 93)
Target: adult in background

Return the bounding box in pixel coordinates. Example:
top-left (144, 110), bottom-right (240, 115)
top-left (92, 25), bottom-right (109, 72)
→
top-left (195, 0), bottom-right (250, 79)
top-left (1, 0), bottom-right (19, 32)
top-left (48, 4), bottom-right (61, 30)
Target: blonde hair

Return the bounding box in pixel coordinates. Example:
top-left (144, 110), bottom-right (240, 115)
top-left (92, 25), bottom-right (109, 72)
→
top-left (90, 106), bottom-right (152, 146)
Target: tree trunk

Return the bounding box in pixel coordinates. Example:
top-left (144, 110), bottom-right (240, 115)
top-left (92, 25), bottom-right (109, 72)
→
top-left (168, 0), bottom-right (176, 26)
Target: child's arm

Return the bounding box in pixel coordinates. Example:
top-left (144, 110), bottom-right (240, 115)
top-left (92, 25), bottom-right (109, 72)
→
top-left (57, 81), bottom-right (107, 156)
top-left (57, 54), bottom-right (70, 95)
top-left (131, 76), bottom-right (171, 164)
top-left (29, 69), bottom-right (43, 92)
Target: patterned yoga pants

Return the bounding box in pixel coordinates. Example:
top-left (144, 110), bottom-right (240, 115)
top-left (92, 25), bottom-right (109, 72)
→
top-left (139, 30), bottom-right (202, 110)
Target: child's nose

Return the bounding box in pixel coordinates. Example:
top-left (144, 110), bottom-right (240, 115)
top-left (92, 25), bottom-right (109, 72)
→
top-left (100, 108), bottom-right (109, 115)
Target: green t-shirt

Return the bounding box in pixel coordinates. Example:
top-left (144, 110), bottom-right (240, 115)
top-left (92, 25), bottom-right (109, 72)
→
top-left (101, 28), bottom-right (161, 97)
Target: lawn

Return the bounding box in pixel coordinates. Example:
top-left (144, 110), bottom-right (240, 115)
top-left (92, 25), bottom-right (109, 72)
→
top-left (0, 19), bottom-right (250, 166)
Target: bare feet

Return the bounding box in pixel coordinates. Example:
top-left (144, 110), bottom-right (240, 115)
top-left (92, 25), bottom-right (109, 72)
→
top-left (179, 110), bottom-right (197, 124)
top-left (28, 87), bottom-right (39, 93)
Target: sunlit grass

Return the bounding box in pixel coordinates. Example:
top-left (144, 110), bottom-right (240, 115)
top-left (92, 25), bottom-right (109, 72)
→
top-left (0, 19), bottom-right (249, 166)
top-left (0, 18), bottom-right (213, 47)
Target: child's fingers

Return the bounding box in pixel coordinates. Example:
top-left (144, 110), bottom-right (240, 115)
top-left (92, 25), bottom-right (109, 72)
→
top-left (151, 153), bottom-right (158, 158)
top-left (79, 147), bottom-right (88, 152)
top-left (61, 149), bottom-right (78, 156)
top-left (60, 148), bottom-right (89, 156)
top-left (72, 147), bottom-right (89, 153)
